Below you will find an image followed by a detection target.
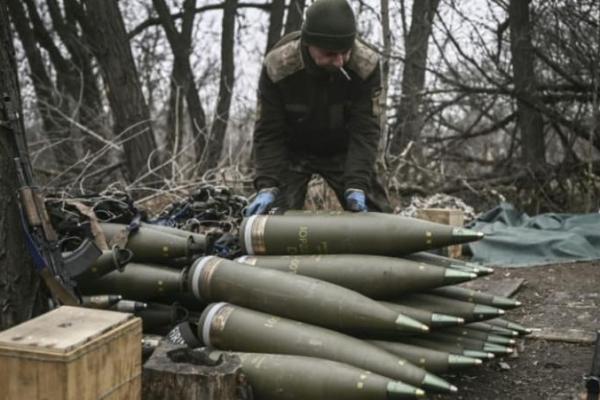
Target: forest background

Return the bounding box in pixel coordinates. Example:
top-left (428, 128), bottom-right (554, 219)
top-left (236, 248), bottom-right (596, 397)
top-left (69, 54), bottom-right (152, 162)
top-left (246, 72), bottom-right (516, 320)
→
top-left (5, 0), bottom-right (600, 213)
top-left (1, 0), bottom-right (600, 331)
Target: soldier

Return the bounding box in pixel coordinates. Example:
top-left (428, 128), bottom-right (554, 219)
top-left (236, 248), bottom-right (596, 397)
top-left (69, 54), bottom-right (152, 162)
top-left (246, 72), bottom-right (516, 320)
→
top-left (245, 0), bottom-right (391, 216)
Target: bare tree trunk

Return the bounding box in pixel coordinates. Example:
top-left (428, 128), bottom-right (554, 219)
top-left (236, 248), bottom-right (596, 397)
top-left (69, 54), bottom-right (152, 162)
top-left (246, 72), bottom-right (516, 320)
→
top-left (388, 0), bottom-right (439, 160)
top-left (509, 0), bottom-right (545, 166)
top-left (166, 74), bottom-right (185, 161)
top-left (0, 1), bottom-right (47, 330)
top-left (48, 0), bottom-right (108, 157)
top-left (20, 0), bottom-right (82, 164)
top-left (266, 0), bottom-right (285, 52)
top-left (378, 0), bottom-right (391, 156)
top-left (153, 0), bottom-right (208, 173)
top-left (6, 0), bottom-right (77, 168)
top-left (205, 0), bottom-right (237, 171)
top-left (24, 0), bottom-right (108, 163)
top-left (74, 0), bottom-right (160, 184)
top-left (388, 0), bottom-right (439, 162)
top-left (284, 0), bottom-right (305, 34)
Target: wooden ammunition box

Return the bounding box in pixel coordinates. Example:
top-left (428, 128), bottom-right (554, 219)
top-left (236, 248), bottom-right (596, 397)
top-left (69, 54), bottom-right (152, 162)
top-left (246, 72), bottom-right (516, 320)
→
top-left (416, 208), bottom-right (465, 258)
top-left (0, 306), bottom-right (142, 400)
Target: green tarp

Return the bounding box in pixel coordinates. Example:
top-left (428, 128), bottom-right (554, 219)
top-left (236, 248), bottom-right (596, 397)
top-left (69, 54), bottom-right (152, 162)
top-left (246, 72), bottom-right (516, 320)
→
top-left (466, 203), bottom-right (600, 267)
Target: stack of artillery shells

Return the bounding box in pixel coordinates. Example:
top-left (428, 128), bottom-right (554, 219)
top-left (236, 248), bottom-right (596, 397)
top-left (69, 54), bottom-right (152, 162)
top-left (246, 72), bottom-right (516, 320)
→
top-left (77, 211), bottom-right (530, 398)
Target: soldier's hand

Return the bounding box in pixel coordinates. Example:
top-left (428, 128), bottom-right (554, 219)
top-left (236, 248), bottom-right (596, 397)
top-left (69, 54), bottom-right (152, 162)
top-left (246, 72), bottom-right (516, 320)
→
top-left (345, 188), bottom-right (368, 212)
top-left (244, 188), bottom-right (278, 216)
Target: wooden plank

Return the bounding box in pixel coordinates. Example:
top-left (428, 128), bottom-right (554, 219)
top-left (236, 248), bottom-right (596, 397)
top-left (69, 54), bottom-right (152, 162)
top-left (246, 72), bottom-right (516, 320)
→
top-left (528, 328), bottom-right (597, 345)
top-left (415, 208), bottom-right (464, 225)
top-left (461, 278), bottom-right (525, 298)
top-left (0, 306), bottom-right (132, 354)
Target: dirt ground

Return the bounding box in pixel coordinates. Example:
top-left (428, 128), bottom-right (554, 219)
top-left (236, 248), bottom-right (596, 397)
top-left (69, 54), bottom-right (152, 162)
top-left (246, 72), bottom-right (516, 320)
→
top-left (433, 262), bottom-right (599, 400)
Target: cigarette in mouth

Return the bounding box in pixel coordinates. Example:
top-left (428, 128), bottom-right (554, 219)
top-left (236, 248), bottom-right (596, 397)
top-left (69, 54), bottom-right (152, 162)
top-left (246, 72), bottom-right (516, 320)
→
top-left (339, 67), bottom-right (351, 80)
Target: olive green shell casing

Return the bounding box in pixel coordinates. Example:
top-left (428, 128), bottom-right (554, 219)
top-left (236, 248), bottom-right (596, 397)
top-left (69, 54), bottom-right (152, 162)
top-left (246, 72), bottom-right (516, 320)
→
top-left (420, 332), bottom-right (513, 354)
top-left (240, 212), bottom-right (483, 256)
top-left (140, 222), bottom-right (208, 251)
top-left (429, 286), bottom-right (521, 309)
top-left (79, 262), bottom-right (186, 301)
top-left (75, 246), bottom-right (133, 284)
top-left (100, 222), bottom-right (204, 263)
top-left (379, 301), bottom-right (465, 328)
top-left (189, 257), bottom-right (428, 333)
top-left (211, 351), bottom-right (425, 399)
top-left (466, 322), bottom-right (519, 337)
top-left (405, 252), bottom-right (484, 270)
top-left (235, 254), bottom-right (475, 299)
top-left (405, 252), bottom-right (494, 276)
top-left (398, 337), bottom-right (495, 360)
top-left (198, 303), bottom-right (455, 393)
top-left (136, 302), bottom-right (188, 331)
top-left (81, 294), bottom-right (122, 309)
top-left (486, 318), bottom-right (532, 335)
top-left (391, 294), bottom-right (505, 322)
top-left (368, 340), bottom-right (482, 373)
top-left (434, 326), bottom-right (516, 345)
top-left (110, 299), bottom-right (147, 313)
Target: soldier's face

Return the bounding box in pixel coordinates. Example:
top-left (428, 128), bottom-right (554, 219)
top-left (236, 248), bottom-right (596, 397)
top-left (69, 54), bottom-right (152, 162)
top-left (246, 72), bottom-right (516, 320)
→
top-left (307, 46), bottom-right (352, 72)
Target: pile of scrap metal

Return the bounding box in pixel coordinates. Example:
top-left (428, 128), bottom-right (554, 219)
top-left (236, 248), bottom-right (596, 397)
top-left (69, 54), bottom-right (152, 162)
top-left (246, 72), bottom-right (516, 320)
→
top-left (47, 189), bottom-right (531, 399)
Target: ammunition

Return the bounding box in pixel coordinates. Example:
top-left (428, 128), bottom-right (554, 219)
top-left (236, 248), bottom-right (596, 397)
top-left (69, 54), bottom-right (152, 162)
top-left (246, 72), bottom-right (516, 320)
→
top-left (368, 340), bottom-right (482, 373)
top-left (240, 212), bottom-right (483, 256)
top-left (487, 318), bottom-right (532, 335)
top-left (111, 299), bottom-right (147, 312)
top-left (235, 254), bottom-right (476, 299)
top-left (142, 335), bottom-right (163, 360)
top-left (391, 294), bottom-right (505, 322)
top-left (400, 337), bottom-right (495, 360)
top-left (420, 332), bottom-right (514, 355)
top-left (75, 246), bottom-right (133, 284)
top-left (462, 350), bottom-right (495, 359)
top-left (430, 286), bottom-right (522, 309)
top-left (79, 262), bottom-right (186, 301)
top-left (434, 326), bottom-right (516, 345)
top-left (140, 222), bottom-right (208, 251)
top-left (136, 302), bottom-right (189, 332)
top-left (210, 351), bottom-right (426, 399)
top-left (380, 301), bottom-right (465, 327)
top-left (444, 263), bottom-right (483, 275)
top-left (189, 257), bottom-right (429, 333)
top-left (406, 252), bottom-right (494, 275)
top-left (199, 303), bottom-right (456, 393)
top-left (466, 321), bottom-right (519, 337)
top-left (100, 222), bottom-right (204, 263)
top-left (81, 294), bottom-right (122, 308)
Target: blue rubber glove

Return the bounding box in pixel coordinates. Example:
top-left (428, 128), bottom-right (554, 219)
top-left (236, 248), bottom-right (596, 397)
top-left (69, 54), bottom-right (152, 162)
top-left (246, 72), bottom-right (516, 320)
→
top-left (345, 188), bottom-right (367, 212)
top-left (244, 188), bottom-right (278, 216)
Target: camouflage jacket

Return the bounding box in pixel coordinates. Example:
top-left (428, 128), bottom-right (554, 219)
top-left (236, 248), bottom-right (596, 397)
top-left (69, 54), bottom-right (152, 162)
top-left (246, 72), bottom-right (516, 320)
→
top-left (253, 31), bottom-right (383, 192)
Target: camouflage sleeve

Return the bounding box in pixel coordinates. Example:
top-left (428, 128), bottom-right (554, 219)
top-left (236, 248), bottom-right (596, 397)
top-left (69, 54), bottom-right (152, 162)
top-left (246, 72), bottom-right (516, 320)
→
top-left (343, 63), bottom-right (383, 192)
top-left (252, 67), bottom-right (288, 190)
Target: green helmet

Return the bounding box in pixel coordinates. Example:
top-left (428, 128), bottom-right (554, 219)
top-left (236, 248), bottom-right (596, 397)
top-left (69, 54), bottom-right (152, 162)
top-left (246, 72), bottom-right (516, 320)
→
top-left (301, 0), bottom-right (356, 51)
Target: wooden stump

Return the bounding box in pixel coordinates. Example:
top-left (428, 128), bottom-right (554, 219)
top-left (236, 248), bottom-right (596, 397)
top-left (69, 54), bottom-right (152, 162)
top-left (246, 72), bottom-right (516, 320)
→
top-left (142, 343), bottom-right (251, 400)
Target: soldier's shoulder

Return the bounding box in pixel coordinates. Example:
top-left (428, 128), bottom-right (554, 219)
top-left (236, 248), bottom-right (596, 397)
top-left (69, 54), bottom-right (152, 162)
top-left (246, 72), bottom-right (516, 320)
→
top-left (264, 32), bottom-right (305, 83)
top-left (347, 38), bottom-right (380, 80)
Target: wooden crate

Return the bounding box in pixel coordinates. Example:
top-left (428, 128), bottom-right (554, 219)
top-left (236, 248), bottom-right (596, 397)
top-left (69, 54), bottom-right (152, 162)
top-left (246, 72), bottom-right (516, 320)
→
top-left (0, 306), bottom-right (142, 400)
top-left (415, 208), bottom-right (465, 258)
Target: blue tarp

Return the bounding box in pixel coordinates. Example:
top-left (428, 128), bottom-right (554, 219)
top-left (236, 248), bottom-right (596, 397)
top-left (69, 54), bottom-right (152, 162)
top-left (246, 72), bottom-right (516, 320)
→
top-left (466, 203), bottom-right (600, 267)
